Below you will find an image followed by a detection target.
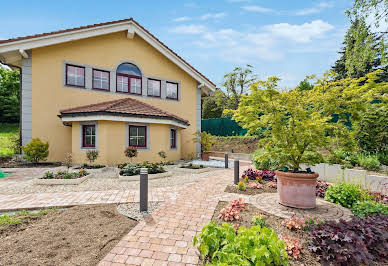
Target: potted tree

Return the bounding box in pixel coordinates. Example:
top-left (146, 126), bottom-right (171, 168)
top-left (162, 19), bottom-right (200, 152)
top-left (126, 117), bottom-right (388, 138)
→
top-left (229, 74), bottom-right (376, 208)
top-left (193, 131), bottom-right (215, 161)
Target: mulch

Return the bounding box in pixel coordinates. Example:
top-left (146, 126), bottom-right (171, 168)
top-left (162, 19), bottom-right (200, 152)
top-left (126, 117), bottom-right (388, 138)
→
top-left (0, 204), bottom-right (137, 266)
top-left (212, 201), bottom-right (320, 266)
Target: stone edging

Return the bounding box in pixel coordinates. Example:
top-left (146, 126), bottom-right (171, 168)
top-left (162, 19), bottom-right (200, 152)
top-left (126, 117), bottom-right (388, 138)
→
top-left (174, 167), bottom-right (211, 174)
top-left (33, 174), bottom-right (91, 185)
top-left (118, 171), bottom-right (172, 182)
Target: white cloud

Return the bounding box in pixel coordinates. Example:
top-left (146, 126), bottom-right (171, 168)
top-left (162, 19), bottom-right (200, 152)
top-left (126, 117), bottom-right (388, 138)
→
top-left (295, 2), bottom-right (334, 16)
top-left (173, 16), bottom-right (191, 22)
top-left (200, 12), bottom-right (227, 20)
top-left (241, 5), bottom-right (273, 13)
top-left (263, 20), bottom-right (335, 43)
top-left (170, 24), bottom-right (206, 34)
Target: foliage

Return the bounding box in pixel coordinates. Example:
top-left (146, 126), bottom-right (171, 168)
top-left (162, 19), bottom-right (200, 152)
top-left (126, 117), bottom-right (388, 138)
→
top-left (193, 131), bottom-right (215, 153)
top-left (218, 198), bottom-right (247, 221)
top-left (8, 133), bottom-right (20, 154)
top-left (217, 65), bottom-right (257, 111)
top-left (327, 149), bottom-right (382, 171)
top-left (252, 149), bottom-right (281, 171)
top-left (281, 235), bottom-right (302, 259)
top-left (357, 153), bottom-right (381, 171)
top-left (0, 208), bottom-right (56, 231)
top-left (297, 78), bottom-right (314, 91)
top-left (242, 168), bottom-right (259, 180)
top-left (202, 96), bottom-right (223, 119)
top-left (258, 169), bottom-right (276, 181)
top-left (247, 182), bottom-right (263, 189)
top-left (79, 163), bottom-right (105, 169)
top-left (21, 138), bottom-right (49, 163)
top-left (62, 152), bottom-right (72, 169)
top-left (119, 161), bottom-right (165, 176)
top-left (157, 150), bottom-right (167, 162)
top-left (85, 150), bottom-right (99, 164)
top-left (282, 216), bottom-right (322, 231)
top-left (347, 0), bottom-right (388, 32)
top-left (42, 170), bottom-right (88, 179)
top-left (252, 213), bottom-right (267, 227)
top-left (0, 67), bottom-right (19, 123)
top-left (352, 200), bottom-right (388, 216)
top-left (0, 123), bottom-right (19, 156)
top-left (316, 180), bottom-right (330, 198)
top-left (237, 181), bottom-right (246, 191)
top-left (369, 191), bottom-right (388, 204)
top-left (308, 214), bottom-right (388, 265)
top-left (355, 104), bottom-right (388, 154)
top-left (124, 146), bottom-right (138, 162)
top-left (324, 182), bottom-right (367, 208)
top-left (193, 222), bottom-right (289, 265)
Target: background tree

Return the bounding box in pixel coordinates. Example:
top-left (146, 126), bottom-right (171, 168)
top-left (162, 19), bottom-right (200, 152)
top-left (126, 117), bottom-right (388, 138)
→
top-left (217, 65), bottom-right (257, 111)
top-left (0, 66), bottom-right (20, 122)
top-left (297, 77), bottom-right (315, 91)
top-left (347, 0), bottom-right (388, 31)
top-left (202, 95), bottom-right (223, 119)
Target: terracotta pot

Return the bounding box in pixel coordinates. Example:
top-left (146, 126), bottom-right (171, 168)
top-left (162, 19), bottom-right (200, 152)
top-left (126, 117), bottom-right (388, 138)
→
top-left (201, 152), bottom-right (211, 161)
top-left (275, 170), bottom-right (318, 209)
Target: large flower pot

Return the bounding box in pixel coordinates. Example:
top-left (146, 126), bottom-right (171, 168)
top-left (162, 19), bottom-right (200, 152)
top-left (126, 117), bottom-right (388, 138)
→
top-left (201, 152), bottom-right (211, 161)
top-left (275, 170), bottom-right (318, 209)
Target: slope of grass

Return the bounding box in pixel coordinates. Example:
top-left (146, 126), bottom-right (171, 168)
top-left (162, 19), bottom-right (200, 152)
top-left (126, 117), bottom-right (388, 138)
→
top-left (0, 123), bottom-right (19, 156)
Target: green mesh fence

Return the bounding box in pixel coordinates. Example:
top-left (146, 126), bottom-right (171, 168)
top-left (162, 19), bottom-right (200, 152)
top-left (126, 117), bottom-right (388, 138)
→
top-left (201, 117), bottom-right (247, 136)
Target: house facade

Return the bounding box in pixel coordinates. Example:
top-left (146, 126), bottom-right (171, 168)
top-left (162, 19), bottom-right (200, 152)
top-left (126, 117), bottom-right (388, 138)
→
top-left (0, 18), bottom-right (216, 165)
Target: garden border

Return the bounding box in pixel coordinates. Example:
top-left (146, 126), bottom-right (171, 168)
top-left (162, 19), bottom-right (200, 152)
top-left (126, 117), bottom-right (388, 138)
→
top-left (33, 174), bottom-right (92, 185)
top-left (118, 171), bottom-right (172, 182)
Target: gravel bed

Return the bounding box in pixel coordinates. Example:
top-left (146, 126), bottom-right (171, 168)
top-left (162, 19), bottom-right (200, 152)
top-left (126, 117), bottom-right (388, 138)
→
top-left (189, 159), bottom-right (234, 168)
top-left (116, 201), bottom-right (162, 221)
top-left (0, 166), bottom-right (223, 194)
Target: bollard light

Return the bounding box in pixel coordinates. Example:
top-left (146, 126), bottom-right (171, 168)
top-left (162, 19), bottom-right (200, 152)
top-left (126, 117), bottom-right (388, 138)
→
top-left (234, 159), bottom-right (239, 185)
top-left (225, 153), bottom-right (229, 169)
top-left (140, 168), bottom-right (148, 212)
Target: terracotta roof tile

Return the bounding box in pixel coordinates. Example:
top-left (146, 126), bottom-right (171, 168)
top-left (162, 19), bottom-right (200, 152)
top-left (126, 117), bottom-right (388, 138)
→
top-left (59, 97), bottom-right (189, 125)
top-left (0, 18), bottom-right (215, 87)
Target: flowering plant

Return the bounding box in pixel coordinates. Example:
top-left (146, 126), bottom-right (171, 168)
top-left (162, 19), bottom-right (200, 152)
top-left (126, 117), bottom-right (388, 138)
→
top-left (218, 198), bottom-right (247, 221)
top-left (281, 235), bottom-right (302, 259)
top-left (238, 181), bottom-right (246, 191)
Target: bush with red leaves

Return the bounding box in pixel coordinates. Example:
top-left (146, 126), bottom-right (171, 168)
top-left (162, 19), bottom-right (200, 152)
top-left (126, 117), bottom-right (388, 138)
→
top-left (308, 214), bottom-right (388, 265)
top-left (218, 198), bottom-right (247, 222)
top-left (316, 180), bottom-right (330, 198)
top-left (258, 169), bottom-right (276, 181)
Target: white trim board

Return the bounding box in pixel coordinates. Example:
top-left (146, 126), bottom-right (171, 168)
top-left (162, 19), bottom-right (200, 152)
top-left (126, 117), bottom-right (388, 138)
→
top-left (61, 115), bottom-right (188, 129)
top-left (0, 20), bottom-right (216, 93)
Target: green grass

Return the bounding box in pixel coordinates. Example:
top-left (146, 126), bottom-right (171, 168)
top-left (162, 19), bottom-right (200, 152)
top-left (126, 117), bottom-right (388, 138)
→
top-left (0, 123), bottom-right (19, 156)
top-left (0, 208), bottom-right (56, 231)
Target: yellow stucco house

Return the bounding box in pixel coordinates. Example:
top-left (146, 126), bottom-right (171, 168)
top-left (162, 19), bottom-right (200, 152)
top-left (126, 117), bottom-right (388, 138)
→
top-left (0, 18), bottom-right (216, 165)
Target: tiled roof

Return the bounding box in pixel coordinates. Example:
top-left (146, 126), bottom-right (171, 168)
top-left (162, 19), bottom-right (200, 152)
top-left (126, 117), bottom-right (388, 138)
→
top-left (0, 18), bottom-right (215, 87)
top-left (59, 97), bottom-right (189, 125)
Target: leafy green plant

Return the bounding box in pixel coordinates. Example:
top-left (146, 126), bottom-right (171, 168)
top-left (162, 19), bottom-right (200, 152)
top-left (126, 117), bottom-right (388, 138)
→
top-left (41, 170), bottom-right (88, 179)
top-left (193, 131), bottom-right (215, 153)
top-left (43, 172), bottom-right (54, 179)
top-left (85, 150), bottom-right (99, 164)
top-left (252, 149), bottom-right (281, 171)
top-left (357, 153), bottom-right (381, 171)
top-left (352, 200), bottom-right (388, 217)
top-left (324, 182), bottom-right (366, 208)
top-left (193, 222), bottom-right (289, 265)
top-left (252, 213), bottom-right (267, 227)
top-left (237, 181), bottom-right (246, 191)
top-left (119, 161), bottom-right (165, 176)
top-left (21, 138), bottom-right (49, 163)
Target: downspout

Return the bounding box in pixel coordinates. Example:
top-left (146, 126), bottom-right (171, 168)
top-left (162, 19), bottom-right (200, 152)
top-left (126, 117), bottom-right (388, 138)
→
top-left (0, 60), bottom-right (22, 153)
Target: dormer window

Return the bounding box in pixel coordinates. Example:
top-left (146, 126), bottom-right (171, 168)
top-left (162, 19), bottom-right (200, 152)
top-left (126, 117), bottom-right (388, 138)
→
top-left (116, 63), bottom-right (142, 95)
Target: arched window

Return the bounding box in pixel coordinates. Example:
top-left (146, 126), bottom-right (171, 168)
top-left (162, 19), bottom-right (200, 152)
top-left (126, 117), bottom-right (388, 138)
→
top-left (116, 63), bottom-right (142, 95)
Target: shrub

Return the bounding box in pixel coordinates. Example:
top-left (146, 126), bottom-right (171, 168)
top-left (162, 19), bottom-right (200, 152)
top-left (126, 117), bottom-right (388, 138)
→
top-left (42, 170), bottom-right (88, 179)
top-left (119, 161), bottom-right (165, 176)
top-left (62, 152), bottom-right (72, 169)
top-left (355, 104), bottom-right (388, 154)
top-left (282, 216), bottom-right (321, 231)
top-left (258, 169), bottom-right (276, 181)
top-left (377, 152), bottom-right (388, 166)
top-left (124, 146), bottom-right (138, 162)
top-left (369, 191), bottom-right (388, 204)
top-left (43, 172), bottom-right (54, 179)
top-left (281, 235), bottom-right (302, 259)
top-left (157, 150), bottom-right (167, 162)
top-left (242, 168), bottom-right (259, 180)
top-left (352, 200), bottom-right (388, 217)
top-left (237, 181), bottom-right (246, 191)
top-left (85, 150), bottom-right (99, 164)
top-left (193, 222), bottom-right (289, 265)
top-left (252, 213), bottom-right (266, 227)
top-left (308, 214), bottom-right (388, 265)
top-left (324, 182), bottom-right (365, 209)
top-left (21, 138), bottom-right (49, 163)
top-left (8, 134), bottom-right (20, 154)
top-left (316, 180), bottom-right (329, 198)
top-left (357, 153), bottom-right (381, 171)
top-left (193, 131), bottom-right (215, 153)
top-left (252, 149), bottom-right (280, 171)
top-left (218, 198), bottom-right (246, 221)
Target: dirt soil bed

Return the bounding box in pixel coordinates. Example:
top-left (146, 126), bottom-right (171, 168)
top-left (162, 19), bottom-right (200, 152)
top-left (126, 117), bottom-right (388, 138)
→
top-left (0, 204), bottom-right (137, 266)
top-left (211, 136), bottom-right (259, 154)
top-left (0, 160), bottom-right (62, 168)
top-left (212, 201), bottom-right (320, 266)
top-left (224, 180), bottom-right (277, 195)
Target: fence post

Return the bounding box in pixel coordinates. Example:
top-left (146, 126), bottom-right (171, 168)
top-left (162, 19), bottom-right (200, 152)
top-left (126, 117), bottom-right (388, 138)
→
top-left (234, 159), bottom-right (239, 185)
top-left (225, 152), bottom-right (228, 169)
top-left (140, 168), bottom-right (148, 212)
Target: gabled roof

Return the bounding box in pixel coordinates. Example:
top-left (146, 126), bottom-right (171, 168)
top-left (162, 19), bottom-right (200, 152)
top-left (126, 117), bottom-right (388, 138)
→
top-left (0, 18), bottom-right (215, 92)
top-left (59, 97), bottom-right (189, 126)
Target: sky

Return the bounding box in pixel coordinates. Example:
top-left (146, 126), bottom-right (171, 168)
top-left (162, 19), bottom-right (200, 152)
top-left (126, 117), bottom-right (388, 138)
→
top-left (0, 0), bottom-right (354, 88)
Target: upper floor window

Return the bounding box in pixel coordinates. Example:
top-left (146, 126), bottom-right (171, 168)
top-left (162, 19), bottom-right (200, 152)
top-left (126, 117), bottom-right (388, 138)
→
top-left (166, 82), bottom-right (178, 100)
top-left (93, 69), bottom-right (110, 91)
top-left (116, 63), bottom-right (142, 95)
top-left (147, 79), bottom-right (161, 97)
top-left (66, 64), bottom-right (85, 87)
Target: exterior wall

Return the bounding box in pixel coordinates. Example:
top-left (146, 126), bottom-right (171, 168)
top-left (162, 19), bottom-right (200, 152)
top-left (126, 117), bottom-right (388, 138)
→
top-left (31, 31), bottom-right (198, 162)
top-left (71, 121), bottom-right (181, 165)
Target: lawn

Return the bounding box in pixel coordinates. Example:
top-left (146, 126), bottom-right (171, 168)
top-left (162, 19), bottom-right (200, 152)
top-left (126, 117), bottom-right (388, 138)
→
top-left (0, 123), bottom-right (18, 156)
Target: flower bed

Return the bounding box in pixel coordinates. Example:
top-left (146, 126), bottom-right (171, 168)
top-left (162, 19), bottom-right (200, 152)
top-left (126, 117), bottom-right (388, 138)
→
top-left (34, 170), bottom-right (90, 185)
top-left (175, 163), bottom-right (211, 174)
top-left (118, 162), bottom-right (171, 181)
top-left (75, 163), bottom-right (105, 170)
